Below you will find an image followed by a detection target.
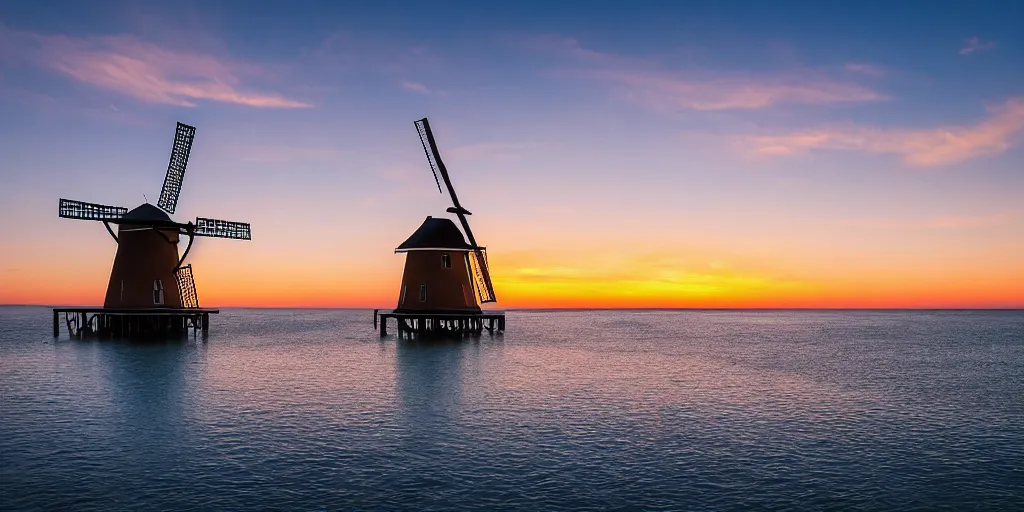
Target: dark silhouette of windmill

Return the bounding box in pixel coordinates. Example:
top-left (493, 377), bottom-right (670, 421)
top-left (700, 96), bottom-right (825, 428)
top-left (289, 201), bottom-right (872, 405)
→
top-left (57, 122), bottom-right (251, 314)
top-left (394, 117), bottom-right (497, 312)
top-left (375, 117), bottom-right (504, 337)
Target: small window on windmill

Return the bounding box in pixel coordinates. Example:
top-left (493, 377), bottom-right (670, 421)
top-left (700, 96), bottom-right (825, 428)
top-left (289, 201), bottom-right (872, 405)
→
top-left (153, 280), bottom-right (164, 305)
top-left (419, 284), bottom-right (427, 302)
top-left (442, 253), bottom-right (452, 269)
top-left (400, 285), bottom-right (407, 305)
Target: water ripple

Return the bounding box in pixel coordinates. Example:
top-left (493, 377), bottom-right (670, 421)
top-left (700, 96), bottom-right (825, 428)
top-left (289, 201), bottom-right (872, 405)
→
top-left (1, 307), bottom-right (1023, 510)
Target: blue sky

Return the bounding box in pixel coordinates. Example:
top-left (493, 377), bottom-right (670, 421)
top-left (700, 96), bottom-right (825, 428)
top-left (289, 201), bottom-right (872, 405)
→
top-left (1, 0), bottom-right (1022, 307)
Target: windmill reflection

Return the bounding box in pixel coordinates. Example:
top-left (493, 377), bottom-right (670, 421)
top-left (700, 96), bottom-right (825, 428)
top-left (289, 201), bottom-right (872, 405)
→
top-left (94, 341), bottom-right (201, 463)
top-left (394, 338), bottom-right (474, 432)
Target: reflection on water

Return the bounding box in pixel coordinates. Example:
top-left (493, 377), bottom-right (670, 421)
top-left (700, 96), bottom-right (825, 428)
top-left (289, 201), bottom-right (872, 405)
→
top-left (395, 339), bottom-right (469, 427)
top-left (98, 341), bottom-right (197, 481)
top-left (1, 307), bottom-right (1023, 511)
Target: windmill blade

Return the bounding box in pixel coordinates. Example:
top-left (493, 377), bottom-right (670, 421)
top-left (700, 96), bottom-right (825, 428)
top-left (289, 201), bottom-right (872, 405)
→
top-left (415, 118), bottom-right (445, 194)
top-left (58, 198), bottom-right (127, 221)
top-left (469, 248), bottom-right (497, 303)
top-left (414, 117), bottom-right (496, 302)
top-left (193, 217), bottom-right (251, 240)
top-left (414, 117), bottom-right (481, 242)
top-left (156, 122), bottom-right (196, 214)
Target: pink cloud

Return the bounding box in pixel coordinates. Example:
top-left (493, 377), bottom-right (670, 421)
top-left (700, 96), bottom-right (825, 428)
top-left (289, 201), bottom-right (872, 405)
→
top-left (756, 145), bottom-right (796, 156)
top-left (522, 35), bottom-right (883, 111)
top-left (959, 36), bottom-right (996, 56)
top-left (2, 24), bottom-right (310, 108)
top-left (596, 69), bottom-right (883, 111)
top-left (748, 97), bottom-right (1024, 166)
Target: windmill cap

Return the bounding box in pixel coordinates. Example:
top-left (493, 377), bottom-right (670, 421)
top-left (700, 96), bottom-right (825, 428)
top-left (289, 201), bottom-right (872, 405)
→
top-left (396, 216), bottom-right (472, 252)
top-left (122, 203), bottom-right (172, 223)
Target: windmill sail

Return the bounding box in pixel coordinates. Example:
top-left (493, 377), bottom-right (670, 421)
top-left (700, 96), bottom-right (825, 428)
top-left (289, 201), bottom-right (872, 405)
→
top-left (194, 217), bottom-right (252, 239)
top-left (157, 122), bottom-right (196, 214)
top-left (468, 247), bottom-right (497, 303)
top-left (175, 264), bottom-right (200, 308)
top-left (58, 199), bottom-right (128, 221)
top-left (415, 120), bottom-right (444, 194)
top-left (414, 117), bottom-right (497, 303)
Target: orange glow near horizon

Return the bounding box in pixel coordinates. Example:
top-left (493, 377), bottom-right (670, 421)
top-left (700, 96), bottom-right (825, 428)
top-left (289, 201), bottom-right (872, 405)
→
top-left (3, 233), bottom-right (1021, 309)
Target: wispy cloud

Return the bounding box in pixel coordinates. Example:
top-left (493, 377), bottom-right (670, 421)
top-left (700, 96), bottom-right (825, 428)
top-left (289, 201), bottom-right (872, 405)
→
top-left (1, 24), bottom-right (310, 108)
top-left (747, 96), bottom-right (1024, 166)
top-left (840, 210), bottom-right (1024, 230)
top-left (594, 69), bottom-right (883, 111)
top-left (524, 35), bottom-right (884, 112)
top-left (401, 81), bottom-right (432, 94)
top-left (959, 36), bottom-right (997, 56)
top-left (844, 62), bottom-right (886, 76)
top-left (400, 80), bottom-right (447, 97)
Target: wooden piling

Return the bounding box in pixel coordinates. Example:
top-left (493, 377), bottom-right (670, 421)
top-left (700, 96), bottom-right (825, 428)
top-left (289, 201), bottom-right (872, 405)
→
top-left (374, 310), bottom-right (505, 339)
top-left (50, 307), bottom-right (221, 340)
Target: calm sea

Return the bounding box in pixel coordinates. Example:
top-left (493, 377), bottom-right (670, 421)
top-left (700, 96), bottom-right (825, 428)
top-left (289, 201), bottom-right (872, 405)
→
top-left (1, 307), bottom-right (1022, 511)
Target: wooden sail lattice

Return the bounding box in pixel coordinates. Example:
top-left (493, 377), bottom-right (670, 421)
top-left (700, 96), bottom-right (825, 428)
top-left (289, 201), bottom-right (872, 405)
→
top-left (195, 218), bottom-right (252, 239)
top-left (470, 248), bottom-right (496, 303)
top-left (58, 199), bottom-right (127, 220)
top-left (157, 122), bottom-right (196, 214)
top-left (175, 264), bottom-right (200, 308)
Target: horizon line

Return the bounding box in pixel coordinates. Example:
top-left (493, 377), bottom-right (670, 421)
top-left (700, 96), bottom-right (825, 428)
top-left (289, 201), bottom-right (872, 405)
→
top-left (4, 304), bottom-right (1022, 311)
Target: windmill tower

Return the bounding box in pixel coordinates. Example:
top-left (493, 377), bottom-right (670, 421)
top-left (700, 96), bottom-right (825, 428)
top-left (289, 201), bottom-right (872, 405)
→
top-left (53, 122), bottom-right (251, 338)
top-left (375, 118), bottom-right (504, 338)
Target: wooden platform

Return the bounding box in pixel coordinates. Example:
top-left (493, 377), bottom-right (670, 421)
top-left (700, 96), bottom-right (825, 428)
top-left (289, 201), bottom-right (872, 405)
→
top-left (53, 307), bottom-right (219, 339)
top-left (374, 309), bottom-right (505, 338)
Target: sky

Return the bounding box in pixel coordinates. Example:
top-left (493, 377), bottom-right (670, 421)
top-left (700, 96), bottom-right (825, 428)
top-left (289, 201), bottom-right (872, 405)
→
top-left (0, 0), bottom-right (1022, 308)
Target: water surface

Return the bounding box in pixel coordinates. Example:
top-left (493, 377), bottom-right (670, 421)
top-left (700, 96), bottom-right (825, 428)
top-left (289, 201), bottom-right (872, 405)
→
top-left (2, 307), bottom-right (1022, 510)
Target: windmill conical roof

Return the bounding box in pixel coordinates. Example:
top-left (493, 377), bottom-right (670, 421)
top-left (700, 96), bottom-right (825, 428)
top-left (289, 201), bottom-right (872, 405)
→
top-left (396, 216), bottom-right (472, 251)
top-left (122, 203), bottom-right (172, 223)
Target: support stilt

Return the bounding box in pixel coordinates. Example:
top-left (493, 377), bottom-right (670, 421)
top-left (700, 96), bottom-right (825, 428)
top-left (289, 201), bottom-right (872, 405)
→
top-left (50, 308), bottom-right (221, 340)
top-left (374, 310), bottom-right (505, 339)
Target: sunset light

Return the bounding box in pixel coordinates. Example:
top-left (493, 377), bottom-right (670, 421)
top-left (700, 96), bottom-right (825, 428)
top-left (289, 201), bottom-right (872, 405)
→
top-left (0, 3), bottom-right (1021, 309)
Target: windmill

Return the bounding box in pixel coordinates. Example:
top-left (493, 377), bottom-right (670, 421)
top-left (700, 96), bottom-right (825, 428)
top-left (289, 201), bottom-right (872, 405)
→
top-left (57, 122), bottom-right (251, 310)
top-left (390, 118), bottom-right (498, 313)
